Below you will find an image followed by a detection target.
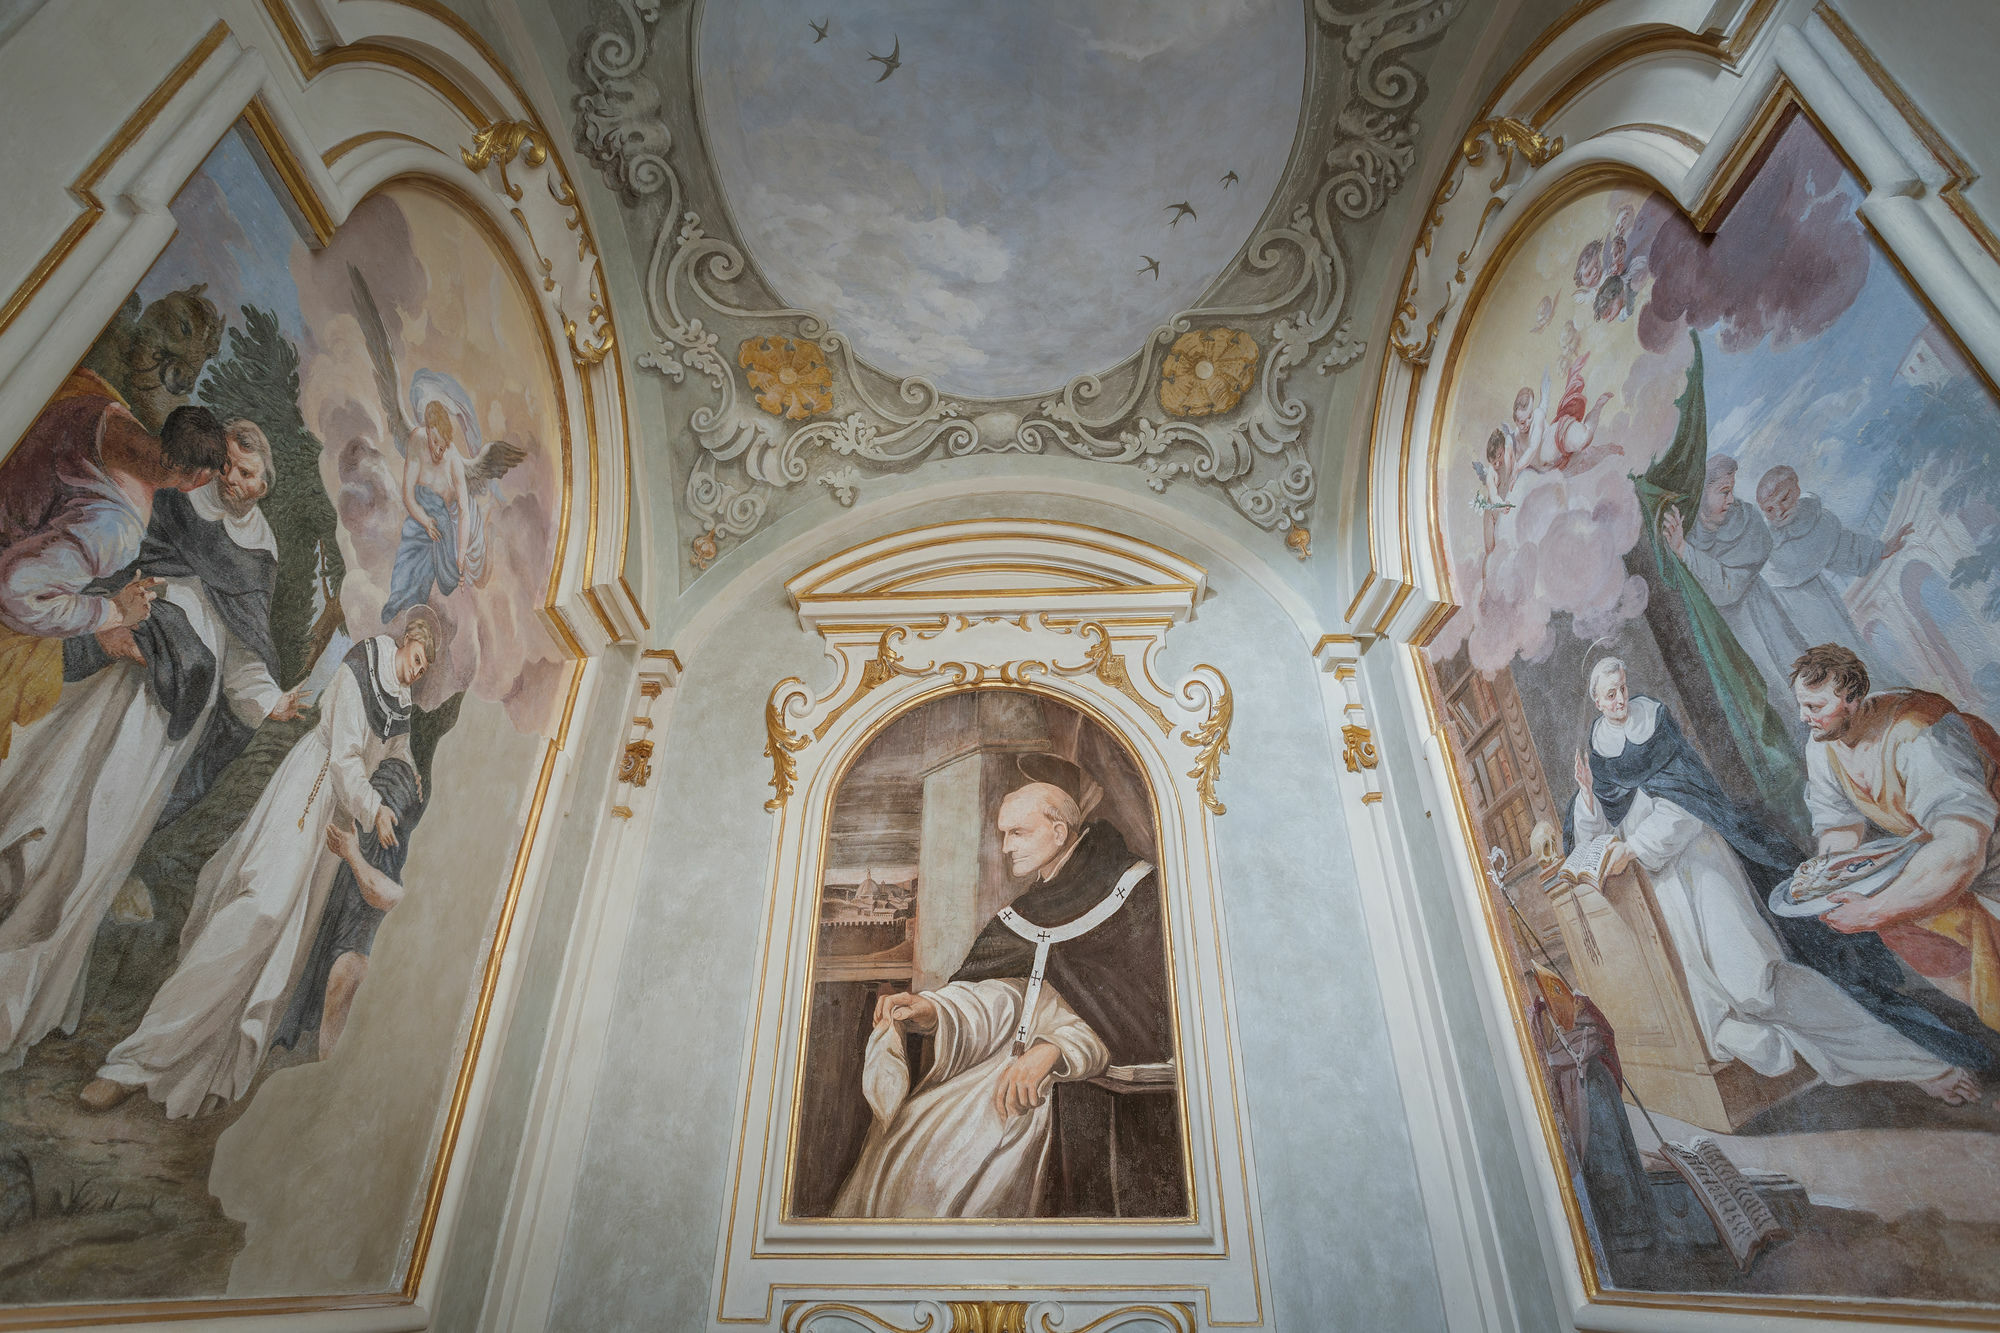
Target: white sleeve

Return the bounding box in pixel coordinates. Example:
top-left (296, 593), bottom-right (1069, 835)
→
top-left (0, 502), bottom-right (137, 637)
top-left (1573, 788), bottom-right (1613, 841)
top-left (323, 669), bottom-right (385, 827)
top-left (1901, 717), bottom-right (2000, 835)
top-left (1032, 983), bottom-right (1111, 1083)
top-left (216, 618), bottom-right (284, 726)
top-left (1804, 743), bottom-right (1863, 835)
top-left (1620, 794), bottom-right (1708, 873)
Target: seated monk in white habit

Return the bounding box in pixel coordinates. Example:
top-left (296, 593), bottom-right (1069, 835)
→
top-left (833, 756), bottom-right (1170, 1219)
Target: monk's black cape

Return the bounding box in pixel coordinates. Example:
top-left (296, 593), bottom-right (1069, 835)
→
top-left (951, 819), bottom-right (1172, 1067)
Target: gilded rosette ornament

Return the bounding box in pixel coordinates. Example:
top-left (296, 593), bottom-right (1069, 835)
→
top-left (1159, 328), bottom-right (1257, 417)
top-left (739, 336), bottom-right (834, 419)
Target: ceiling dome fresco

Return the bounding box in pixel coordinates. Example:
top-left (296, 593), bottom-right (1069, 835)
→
top-left (695, 0), bottom-right (1307, 398)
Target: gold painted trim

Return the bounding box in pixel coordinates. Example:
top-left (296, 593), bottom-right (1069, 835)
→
top-left (781, 1304), bottom-right (935, 1333)
top-left (1043, 1305), bottom-right (1196, 1333)
top-left (320, 129), bottom-right (433, 167)
top-left (947, 1303), bottom-right (1026, 1333)
top-left (1815, 1), bottom-right (2000, 265)
top-left (774, 679), bottom-right (1199, 1228)
top-left (258, 0), bottom-right (490, 126)
top-left (763, 681), bottom-right (812, 811)
top-left (0, 21), bottom-right (228, 347)
top-left (1180, 669), bottom-right (1232, 816)
top-left (237, 97), bottom-right (335, 246)
top-left (642, 647), bottom-right (683, 666)
top-left (1360, 791), bottom-right (1383, 805)
top-left (1340, 725), bottom-right (1379, 773)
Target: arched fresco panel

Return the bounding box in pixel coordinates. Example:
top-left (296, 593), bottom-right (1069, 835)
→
top-left (1420, 112), bottom-right (2000, 1307)
top-left (788, 686), bottom-right (1188, 1221)
top-left (0, 117), bottom-right (566, 1306)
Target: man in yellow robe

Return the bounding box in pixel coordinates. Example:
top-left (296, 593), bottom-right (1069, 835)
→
top-left (1792, 644), bottom-right (2000, 1032)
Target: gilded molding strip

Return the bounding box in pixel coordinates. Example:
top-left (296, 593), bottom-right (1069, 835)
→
top-left (947, 1303), bottom-right (1028, 1333)
top-left (1179, 667), bottom-right (1233, 816)
top-left (1341, 724), bottom-right (1379, 773)
top-left (781, 1303), bottom-right (936, 1333)
top-left (1389, 117), bottom-right (1564, 366)
top-left (763, 681), bottom-right (813, 811)
top-left (1041, 1305), bottom-right (1198, 1333)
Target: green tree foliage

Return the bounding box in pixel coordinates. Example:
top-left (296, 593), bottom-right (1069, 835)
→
top-left (197, 306), bottom-right (344, 686)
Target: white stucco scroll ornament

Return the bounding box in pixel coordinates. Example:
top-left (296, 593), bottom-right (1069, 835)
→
top-left (567, 0), bottom-right (1466, 573)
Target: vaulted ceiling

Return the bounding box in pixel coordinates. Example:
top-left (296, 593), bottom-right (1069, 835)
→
top-left (488, 0), bottom-right (1573, 605)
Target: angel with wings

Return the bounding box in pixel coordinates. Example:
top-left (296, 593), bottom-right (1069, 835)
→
top-left (349, 267), bottom-right (526, 622)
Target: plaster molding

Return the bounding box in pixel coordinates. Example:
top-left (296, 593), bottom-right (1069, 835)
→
top-left (563, 0), bottom-right (1469, 573)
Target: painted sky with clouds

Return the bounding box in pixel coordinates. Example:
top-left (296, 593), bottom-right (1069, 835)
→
top-left (696, 0), bottom-right (1305, 398)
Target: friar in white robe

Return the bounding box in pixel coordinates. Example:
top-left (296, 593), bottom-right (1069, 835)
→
top-left (837, 762), bottom-right (1169, 1218)
top-left (81, 623), bottom-right (433, 1116)
top-left (1756, 466), bottom-right (1905, 681)
top-left (0, 452), bottom-right (292, 1071)
top-left (1664, 455), bottom-right (1809, 724)
top-left (834, 976), bottom-right (1109, 1218)
top-left (1571, 658), bottom-right (1975, 1102)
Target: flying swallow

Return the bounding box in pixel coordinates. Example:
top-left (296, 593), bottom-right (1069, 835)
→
top-left (1138, 256), bottom-right (1160, 279)
top-left (809, 18), bottom-right (829, 42)
top-left (1166, 201), bottom-right (1196, 226)
top-left (867, 36), bottom-right (901, 81)
top-left (1220, 170), bottom-right (1239, 188)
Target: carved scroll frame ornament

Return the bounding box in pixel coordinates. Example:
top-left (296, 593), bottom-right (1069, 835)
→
top-left (780, 1299), bottom-right (1199, 1333)
top-left (1386, 116), bottom-right (1565, 365)
top-left (460, 119), bottom-right (618, 367)
top-left (762, 618), bottom-right (1231, 816)
top-left (568, 0), bottom-right (1465, 571)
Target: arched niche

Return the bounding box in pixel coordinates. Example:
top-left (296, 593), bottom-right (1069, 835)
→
top-left (0, 1), bottom-right (646, 1322)
top-left (708, 517), bottom-right (1274, 1330)
top-left (1349, 1), bottom-right (2000, 1328)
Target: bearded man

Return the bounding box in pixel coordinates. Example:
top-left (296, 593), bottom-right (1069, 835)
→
top-left (1569, 657), bottom-right (1977, 1105)
top-left (1794, 643), bottom-right (2000, 1036)
top-left (833, 756), bottom-right (1169, 1218)
top-left (0, 420), bottom-right (297, 1070)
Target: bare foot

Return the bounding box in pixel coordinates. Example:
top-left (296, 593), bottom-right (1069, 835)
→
top-left (1917, 1067), bottom-right (1979, 1105)
top-left (77, 1077), bottom-right (137, 1111)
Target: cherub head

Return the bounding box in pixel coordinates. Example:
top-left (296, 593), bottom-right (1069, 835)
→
top-left (1485, 428), bottom-right (1508, 471)
top-left (1513, 387), bottom-right (1536, 425)
top-left (1574, 239), bottom-right (1604, 291)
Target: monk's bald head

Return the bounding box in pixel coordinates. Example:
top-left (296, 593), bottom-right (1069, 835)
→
top-left (998, 782), bottom-right (1081, 880)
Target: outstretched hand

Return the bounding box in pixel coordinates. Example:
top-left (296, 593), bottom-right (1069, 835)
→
top-left (1881, 521), bottom-right (1915, 561)
top-left (110, 573), bottom-right (166, 629)
top-left (326, 819), bottom-right (362, 864)
top-left (1573, 748), bottom-right (1596, 805)
top-left (373, 804), bottom-right (400, 849)
top-left (991, 1041), bottom-right (1063, 1119)
top-left (269, 687), bottom-right (305, 722)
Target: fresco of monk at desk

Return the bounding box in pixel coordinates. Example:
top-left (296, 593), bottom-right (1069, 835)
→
top-left (790, 689), bottom-right (1187, 1221)
top-left (1425, 112), bottom-right (2000, 1308)
top-left (0, 120), bottom-right (564, 1306)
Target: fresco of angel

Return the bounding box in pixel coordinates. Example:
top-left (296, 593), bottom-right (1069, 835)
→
top-left (348, 269), bottom-right (526, 622)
